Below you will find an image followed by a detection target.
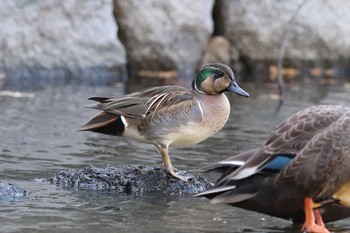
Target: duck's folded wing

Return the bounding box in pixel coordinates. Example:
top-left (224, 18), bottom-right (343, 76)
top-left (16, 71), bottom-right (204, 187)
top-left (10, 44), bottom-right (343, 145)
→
top-left (274, 111), bottom-right (350, 197)
top-left (87, 86), bottom-right (195, 119)
top-left (227, 105), bottom-right (349, 181)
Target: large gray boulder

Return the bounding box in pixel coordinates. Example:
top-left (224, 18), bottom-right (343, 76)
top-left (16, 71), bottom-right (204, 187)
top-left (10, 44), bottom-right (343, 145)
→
top-left (0, 0), bottom-right (126, 89)
top-left (215, 0), bottom-right (350, 67)
top-left (114, 0), bottom-right (214, 87)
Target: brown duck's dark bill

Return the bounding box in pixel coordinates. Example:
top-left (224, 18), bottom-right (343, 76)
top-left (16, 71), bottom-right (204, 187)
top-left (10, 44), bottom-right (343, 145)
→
top-left (228, 82), bottom-right (250, 97)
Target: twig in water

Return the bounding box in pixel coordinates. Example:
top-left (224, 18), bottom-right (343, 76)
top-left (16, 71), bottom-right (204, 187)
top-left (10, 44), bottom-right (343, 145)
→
top-left (275, 0), bottom-right (308, 113)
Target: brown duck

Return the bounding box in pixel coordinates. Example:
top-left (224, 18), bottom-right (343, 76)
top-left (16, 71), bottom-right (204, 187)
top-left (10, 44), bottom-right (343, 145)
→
top-left (196, 105), bottom-right (350, 233)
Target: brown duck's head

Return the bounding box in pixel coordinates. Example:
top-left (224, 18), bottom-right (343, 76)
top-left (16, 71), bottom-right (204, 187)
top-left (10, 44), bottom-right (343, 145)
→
top-left (192, 63), bottom-right (249, 97)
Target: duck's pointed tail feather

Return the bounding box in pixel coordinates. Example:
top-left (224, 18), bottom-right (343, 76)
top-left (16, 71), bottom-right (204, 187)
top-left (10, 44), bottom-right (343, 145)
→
top-left (77, 112), bottom-right (124, 136)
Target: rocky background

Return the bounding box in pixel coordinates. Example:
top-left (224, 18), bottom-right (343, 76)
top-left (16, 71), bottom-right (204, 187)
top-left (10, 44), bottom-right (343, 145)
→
top-left (0, 0), bottom-right (349, 90)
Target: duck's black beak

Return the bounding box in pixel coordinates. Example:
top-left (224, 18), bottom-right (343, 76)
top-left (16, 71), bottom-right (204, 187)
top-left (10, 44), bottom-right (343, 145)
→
top-left (227, 81), bottom-right (250, 97)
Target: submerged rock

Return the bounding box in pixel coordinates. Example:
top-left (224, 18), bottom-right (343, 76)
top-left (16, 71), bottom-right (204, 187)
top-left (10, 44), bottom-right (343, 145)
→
top-left (0, 181), bottom-right (27, 201)
top-left (51, 165), bottom-right (213, 195)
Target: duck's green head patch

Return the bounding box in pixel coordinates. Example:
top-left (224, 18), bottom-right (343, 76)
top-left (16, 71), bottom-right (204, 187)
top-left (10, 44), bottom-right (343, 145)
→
top-left (193, 67), bottom-right (216, 93)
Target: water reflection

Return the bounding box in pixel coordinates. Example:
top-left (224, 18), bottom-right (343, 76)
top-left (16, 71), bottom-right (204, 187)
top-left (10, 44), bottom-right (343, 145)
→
top-left (0, 81), bottom-right (350, 232)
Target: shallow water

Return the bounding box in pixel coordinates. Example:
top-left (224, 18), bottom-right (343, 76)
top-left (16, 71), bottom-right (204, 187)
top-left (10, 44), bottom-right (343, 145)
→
top-left (1, 81), bottom-right (350, 233)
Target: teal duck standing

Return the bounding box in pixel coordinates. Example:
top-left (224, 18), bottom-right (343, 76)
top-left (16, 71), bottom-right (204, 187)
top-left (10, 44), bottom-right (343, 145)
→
top-left (78, 63), bottom-right (249, 181)
top-left (196, 105), bottom-right (350, 233)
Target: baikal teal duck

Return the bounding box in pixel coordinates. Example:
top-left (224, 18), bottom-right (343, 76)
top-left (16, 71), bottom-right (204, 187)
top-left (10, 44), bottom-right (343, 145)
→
top-left (78, 63), bottom-right (249, 181)
top-left (196, 105), bottom-right (350, 233)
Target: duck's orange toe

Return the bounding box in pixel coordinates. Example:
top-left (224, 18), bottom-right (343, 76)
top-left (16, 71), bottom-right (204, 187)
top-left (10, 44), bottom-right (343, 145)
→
top-left (302, 197), bottom-right (330, 233)
top-left (301, 223), bottom-right (330, 233)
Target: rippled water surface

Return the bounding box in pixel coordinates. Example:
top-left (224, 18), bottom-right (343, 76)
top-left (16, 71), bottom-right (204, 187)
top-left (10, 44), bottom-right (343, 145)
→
top-left (1, 81), bottom-right (350, 233)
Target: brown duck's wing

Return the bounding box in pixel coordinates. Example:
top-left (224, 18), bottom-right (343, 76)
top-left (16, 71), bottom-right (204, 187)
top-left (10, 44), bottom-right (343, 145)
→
top-left (274, 111), bottom-right (350, 198)
top-left (227, 105), bottom-right (350, 180)
top-left (210, 149), bottom-right (259, 181)
top-left (263, 105), bottom-right (349, 154)
top-left (217, 149), bottom-right (260, 167)
top-left (195, 149), bottom-right (259, 198)
top-left (87, 85), bottom-right (195, 119)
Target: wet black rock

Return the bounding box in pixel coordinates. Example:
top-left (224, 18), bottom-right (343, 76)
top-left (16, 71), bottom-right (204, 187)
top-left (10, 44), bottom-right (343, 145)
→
top-left (50, 165), bottom-right (213, 195)
top-left (0, 181), bottom-right (27, 201)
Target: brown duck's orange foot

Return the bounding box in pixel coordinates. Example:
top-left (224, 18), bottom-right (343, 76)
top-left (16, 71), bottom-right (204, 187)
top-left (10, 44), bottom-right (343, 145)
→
top-left (301, 223), bottom-right (330, 233)
top-left (302, 197), bottom-right (330, 233)
top-left (314, 209), bottom-right (325, 227)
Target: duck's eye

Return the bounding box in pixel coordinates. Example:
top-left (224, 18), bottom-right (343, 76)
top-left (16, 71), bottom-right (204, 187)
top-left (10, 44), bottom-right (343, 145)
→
top-left (214, 71), bottom-right (224, 79)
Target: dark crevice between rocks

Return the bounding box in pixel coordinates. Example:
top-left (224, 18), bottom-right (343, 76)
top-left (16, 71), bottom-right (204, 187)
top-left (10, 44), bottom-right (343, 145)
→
top-left (210, 0), bottom-right (252, 81)
top-left (212, 0), bottom-right (224, 36)
top-left (50, 165), bottom-right (213, 197)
